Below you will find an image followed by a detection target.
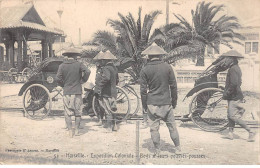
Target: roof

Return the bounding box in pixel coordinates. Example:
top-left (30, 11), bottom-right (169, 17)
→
top-left (0, 4), bottom-right (62, 35)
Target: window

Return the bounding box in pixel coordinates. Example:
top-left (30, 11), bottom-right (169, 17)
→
top-left (245, 42), bottom-right (251, 54)
top-left (252, 42), bottom-right (258, 53)
top-left (245, 42), bottom-right (259, 54)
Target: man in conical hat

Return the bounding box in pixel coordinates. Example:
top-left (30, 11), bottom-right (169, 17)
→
top-left (62, 47), bottom-right (82, 58)
top-left (140, 43), bottom-right (181, 154)
top-left (93, 51), bottom-right (106, 125)
top-left (222, 50), bottom-right (256, 142)
top-left (56, 47), bottom-right (91, 137)
top-left (93, 50), bottom-right (119, 132)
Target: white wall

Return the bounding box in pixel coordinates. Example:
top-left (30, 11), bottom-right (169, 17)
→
top-left (218, 33), bottom-right (260, 92)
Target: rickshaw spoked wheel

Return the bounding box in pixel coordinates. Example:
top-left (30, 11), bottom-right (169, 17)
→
top-left (23, 84), bottom-right (52, 120)
top-left (189, 87), bottom-right (229, 132)
top-left (122, 84), bottom-right (140, 117)
top-left (92, 86), bottom-right (131, 121)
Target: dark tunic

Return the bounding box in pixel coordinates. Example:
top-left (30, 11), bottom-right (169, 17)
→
top-left (140, 59), bottom-right (178, 110)
top-left (56, 59), bottom-right (90, 95)
top-left (223, 64), bottom-right (244, 101)
top-left (94, 62), bottom-right (119, 98)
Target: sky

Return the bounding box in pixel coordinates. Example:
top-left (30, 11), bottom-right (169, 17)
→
top-left (1, 0), bottom-right (260, 44)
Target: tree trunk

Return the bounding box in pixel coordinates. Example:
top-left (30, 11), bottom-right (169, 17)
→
top-left (196, 47), bottom-right (205, 66)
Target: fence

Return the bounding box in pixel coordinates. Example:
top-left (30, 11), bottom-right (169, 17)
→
top-left (176, 70), bottom-right (227, 84)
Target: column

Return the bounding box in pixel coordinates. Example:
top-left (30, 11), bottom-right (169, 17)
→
top-left (0, 46), bottom-right (3, 64)
top-left (46, 35), bottom-right (54, 57)
top-left (16, 30), bottom-right (24, 71)
top-left (4, 42), bottom-right (9, 62)
top-left (48, 42), bottom-right (53, 57)
top-left (41, 40), bottom-right (48, 60)
top-left (17, 39), bottom-right (23, 72)
top-left (23, 39), bottom-right (28, 67)
top-left (9, 41), bottom-right (15, 68)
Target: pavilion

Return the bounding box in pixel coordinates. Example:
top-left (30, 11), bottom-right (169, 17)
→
top-left (0, 4), bottom-right (63, 72)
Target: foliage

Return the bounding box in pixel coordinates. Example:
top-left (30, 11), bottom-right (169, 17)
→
top-left (151, 1), bottom-right (245, 66)
top-left (83, 7), bottom-right (161, 81)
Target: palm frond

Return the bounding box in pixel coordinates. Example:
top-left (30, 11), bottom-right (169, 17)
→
top-left (142, 10), bottom-right (162, 43)
top-left (137, 7), bottom-right (142, 44)
top-left (150, 28), bottom-right (166, 42)
top-left (214, 16), bottom-right (239, 28)
top-left (174, 13), bottom-right (193, 31)
top-left (231, 39), bottom-right (244, 46)
top-left (92, 30), bottom-right (118, 55)
top-left (207, 4), bottom-right (225, 22)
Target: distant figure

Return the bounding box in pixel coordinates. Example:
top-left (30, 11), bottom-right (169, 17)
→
top-left (94, 57), bottom-right (105, 126)
top-left (93, 51), bottom-right (119, 132)
top-left (222, 50), bottom-right (256, 142)
top-left (140, 43), bottom-right (181, 155)
top-left (56, 48), bottom-right (91, 138)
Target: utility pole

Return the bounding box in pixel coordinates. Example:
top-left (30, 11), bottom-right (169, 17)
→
top-left (166, 0), bottom-right (169, 25)
top-left (79, 28), bottom-right (81, 46)
top-left (0, 0), bottom-right (2, 13)
top-left (166, 0), bottom-right (180, 25)
top-left (57, 7), bottom-right (63, 56)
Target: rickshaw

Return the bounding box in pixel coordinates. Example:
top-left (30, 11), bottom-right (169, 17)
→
top-left (182, 56), bottom-right (238, 132)
top-left (18, 57), bottom-right (131, 120)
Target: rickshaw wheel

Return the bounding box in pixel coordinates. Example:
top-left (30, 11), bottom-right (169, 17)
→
top-left (92, 86), bottom-right (131, 121)
top-left (122, 84), bottom-right (140, 118)
top-left (23, 84), bottom-right (52, 120)
top-left (189, 87), bottom-right (228, 132)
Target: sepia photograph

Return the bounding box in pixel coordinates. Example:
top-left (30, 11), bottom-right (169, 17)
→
top-left (0, 0), bottom-right (259, 165)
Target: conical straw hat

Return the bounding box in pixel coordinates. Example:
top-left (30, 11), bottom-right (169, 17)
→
top-left (141, 42), bottom-right (167, 56)
top-left (220, 50), bottom-right (244, 58)
top-left (62, 47), bottom-right (82, 57)
top-left (93, 51), bottom-right (104, 60)
top-left (93, 50), bottom-right (117, 60)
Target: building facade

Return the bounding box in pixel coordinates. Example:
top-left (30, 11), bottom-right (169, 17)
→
top-left (0, 4), bottom-right (63, 72)
top-left (174, 26), bottom-right (260, 92)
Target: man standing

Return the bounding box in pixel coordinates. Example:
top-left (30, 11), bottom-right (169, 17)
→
top-left (140, 43), bottom-right (181, 154)
top-left (56, 48), bottom-right (91, 138)
top-left (93, 50), bottom-right (119, 132)
top-left (222, 50), bottom-right (256, 142)
top-left (93, 52), bottom-right (106, 126)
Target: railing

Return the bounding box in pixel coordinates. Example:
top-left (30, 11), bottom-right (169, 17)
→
top-left (176, 70), bottom-right (227, 83)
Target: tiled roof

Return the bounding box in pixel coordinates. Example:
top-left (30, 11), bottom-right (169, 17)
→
top-left (0, 4), bottom-right (33, 27)
top-left (1, 21), bottom-right (62, 34)
top-left (0, 4), bottom-right (62, 35)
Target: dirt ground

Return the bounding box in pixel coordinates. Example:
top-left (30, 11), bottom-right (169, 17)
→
top-left (0, 84), bottom-right (259, 165)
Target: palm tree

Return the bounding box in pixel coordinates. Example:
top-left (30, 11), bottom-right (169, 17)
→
top-left (151, 1), bottom-right (245, 66)
top-left (150, 23), bottom-right (202, 64)
top-left (85, 7), bottom-right (161, 81)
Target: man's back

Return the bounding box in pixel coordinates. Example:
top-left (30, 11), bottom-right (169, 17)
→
top-left (95, 62), bottom-right (118, 98)
top-left (56, 59), bottom-right (90, 95)
top-left (140, 59), bottom-right (177, 106)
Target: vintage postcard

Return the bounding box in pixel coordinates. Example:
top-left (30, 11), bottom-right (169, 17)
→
top-left (0, 0), bottom-right (259, 165)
